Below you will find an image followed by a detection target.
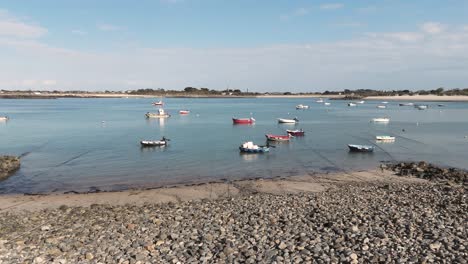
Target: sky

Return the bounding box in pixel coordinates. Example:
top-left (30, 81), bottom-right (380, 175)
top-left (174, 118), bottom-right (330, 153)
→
top-left (1, 0), bottom-right (468, 92)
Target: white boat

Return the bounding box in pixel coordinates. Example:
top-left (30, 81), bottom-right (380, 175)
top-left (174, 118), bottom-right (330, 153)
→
top-left (357, 101), bottom-right (365, 104)
top-left (376, 135), bottom-right (395, 142)
top-left (416, 105), bottom-right (428, 110)
top-left (399, 103), bottom-right (414, 106)
top-left (381, 101), bottom-right (388, 104)
top-left (377, 105), bottom-right (387, 109)
top-left (278, 117), bottom-right (299, 123)
top-left (372, 117), bottom-right (390, 123)
top-left (348, 103), bottom-right (357, 107)
top-left (316, 98), bottom-right (324, 103)
top-left (296, 104), bottom-right (309, 109)
top-left (145, 108), bottom-right (171, 118)
top-left (140, 137), bottom-right (169, 147)
top-left (0, 116), bottom-right (8, 121)
top-left (324, 102), bottom-right (331, 106)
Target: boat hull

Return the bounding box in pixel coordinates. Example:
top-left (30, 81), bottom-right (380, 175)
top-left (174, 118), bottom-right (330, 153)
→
top-left (348, 144), bottom-right (374, 152)
top-left (233, 118), bottom-right (255, 124)
top-left (140, 141), bottom-right (167, 147)
top-left (286, 130), bottom-right (305, 136)
top-left (239, 146), bottom-right (269, 153)
top-left (278, 118), bottom-right (298, 123)
top-left (146, 114), bottom-right (171, 118)
top-left (266, 134), bottom-right (291, 141)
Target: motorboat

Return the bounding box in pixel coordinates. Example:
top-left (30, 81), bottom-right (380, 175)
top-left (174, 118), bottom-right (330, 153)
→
top-left (399, 103), bottom-right (414, 106)
top-left (152, 100), bottom-right (164, 106)
top-left (381, 101), bottom-right (389, 104)
top-left (296, 104), bottom-right (309, 109)
top-left (179, 110), bottom-right (190, 115)
top-left (348, 103), bottom-right (357, 107)
top-left (146, 108), bottom-right (171, 118)
top-left (278, 117), bottom-right (299, 123)
top-left (357, 101), bottom-right (365, 104)
top-left (140, 137), bottom-right (169, 147)
top-left (286, 129), bottom-right (305, 136)
top-left (316, 98), bottom-right (324, 103)
top-left (348, 144), bottom-right (374, 152)
top-left (266, 134), bottom-right (292, 141)
top-left (377, 105), bottom-right (387, 109)
top-left (233, 117), bottom-right (255, 124)
top-left (239, 141), bottom-right (270, 153)
top-left (376, 135), bottom-right (396, 142)
top-left (324, 102), bottom-right (331, 106)
top-left (372, 117), bottom-right (390, 123)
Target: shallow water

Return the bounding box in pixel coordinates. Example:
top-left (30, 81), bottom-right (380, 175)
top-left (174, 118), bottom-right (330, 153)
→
top-left (1, 98), bottom-right (467, 193)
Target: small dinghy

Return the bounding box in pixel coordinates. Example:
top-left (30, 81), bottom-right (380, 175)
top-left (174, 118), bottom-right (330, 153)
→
top-left (316, 98), bottom-right (324, 103)
top-left (233, 117), bottom-right (255, 124)
top-left (296, 104), bottom-right (309, 109)
top-left (152, 100), bottom-right (164, 106)
top-left (372, 117), bottom-right (390, 123)
top-left (140, 137), bottom-right (170, 147)
top-left (348, 144), bottom-right (374, 152)
top-left (286, 129), bottom-right (305, 136)
top-left (266, 134), bottom-right (292, 141)
top-left (324, 102), bottom-right (331, 106)
top-left (357, 101), bottom-right (365, 104)
top-left (239, 141), bottom-right (270, 153)
top-left (146, 109), bottom-right (171, 118)
top-left (381, 101), bottom-right (388, 104)
top-left (0, 116), bottom-right (8, 121)
top-left (348, 103), bottom-right (357, 107)
top-left (437, 104), bottom-right (445, 107)
top-left (179, 110), bottom-right (190, 115)
top-left (278, 117), bottom-right (299, 123)
top-left (376, 135), bottom-right (396, 142)
top-left (415, 105), bottom-right (428, 110)
top-left (377, 105), bottom-right (387, 109)
top-left (399, 103), bottom-right (414, 106)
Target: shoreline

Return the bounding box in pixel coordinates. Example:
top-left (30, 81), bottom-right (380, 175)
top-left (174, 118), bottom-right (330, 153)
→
top-left (364, 94), bottom-right (468, 102)
top-left (0, 169), bottom-right (424, 212)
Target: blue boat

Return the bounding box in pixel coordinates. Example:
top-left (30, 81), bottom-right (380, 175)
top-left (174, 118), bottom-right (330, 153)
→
top-left (239, 142), bottom-right (270, 153)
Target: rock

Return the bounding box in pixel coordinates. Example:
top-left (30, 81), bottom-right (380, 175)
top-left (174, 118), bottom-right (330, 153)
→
top-left (350, 253), bottom-right (358, 260)
top-left (0, 155), bottom-right (20, 181)
top-left (85, 252), bottom-right (94, 260)
top-left (33, 256), bottom-right (44, 263)
top-left (278, 242), bottom-right (287, 250)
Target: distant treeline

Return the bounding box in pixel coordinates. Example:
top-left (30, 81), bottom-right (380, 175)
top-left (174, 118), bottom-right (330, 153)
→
top-left (127, 87), bottom-right (260, 96)
top-left (321, 88), bottom-right (468, 96)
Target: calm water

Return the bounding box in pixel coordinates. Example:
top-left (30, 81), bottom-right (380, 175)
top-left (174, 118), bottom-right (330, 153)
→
top-left (1, 98), bottom-right (467, 194)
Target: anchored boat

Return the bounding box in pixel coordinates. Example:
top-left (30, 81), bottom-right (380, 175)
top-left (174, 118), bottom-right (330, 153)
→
top-left (0, 116), bottom-right (8, 121)
top-left (233, 117), bottom-right (255, 124)
top-left (140, 137), bottom-right (170, 147)
top-left (286, 129), bottom-right (305, 136)
top-left (152, 100), bottom-right (164, 106)
top-left (296, 104), bottom-right (309, 109)
top-left (377, 105), bottom-right (387, 109)
top-left (372, 117), bottom-right (390, 123)
top-left (266, 134), bottom-right (292, 141)
top-left (179, 110), bottom-right (190, 115)
top-left (348, 144), bottom-right (374, 152)
top-left (348, 103), bottom-right (357, 107)
top-left (416, 105), bottom-right (428, 110)
top-left (278, 117), bottom-right (299, 124)
top-left (146, 108), bottom-right (171, 118)
top-left (376, 135), bottom-right (396, 142)
top-left (399, 103), bottom-right (414, 106)
top-left (239, 141), bottom-right (270, 153)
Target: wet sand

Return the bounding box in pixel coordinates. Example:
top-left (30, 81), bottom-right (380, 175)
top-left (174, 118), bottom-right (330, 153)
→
top-left (0, 169), bottom-right (424, 212)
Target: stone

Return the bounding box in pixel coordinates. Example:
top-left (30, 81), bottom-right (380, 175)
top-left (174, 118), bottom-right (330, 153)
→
top-left (85, 252), bottom-right (94, 260)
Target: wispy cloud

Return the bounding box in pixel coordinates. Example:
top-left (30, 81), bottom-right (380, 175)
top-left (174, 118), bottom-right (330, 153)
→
top-left (421, 22), bottom-right (445, 34)
top-left (320, 3), bottom-right (344, 10)
top-left (280, 7), bottom-right (309, 21)
top-left (71, 29), bottom-right (87, 35)
top-left (0, 9), bottom-right (47, 38)
top-left (97, 23), bottom-right (123, 31)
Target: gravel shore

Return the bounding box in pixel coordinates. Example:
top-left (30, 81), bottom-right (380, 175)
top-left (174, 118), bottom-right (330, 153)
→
top-left (1, 179), bottom-right (466, 263)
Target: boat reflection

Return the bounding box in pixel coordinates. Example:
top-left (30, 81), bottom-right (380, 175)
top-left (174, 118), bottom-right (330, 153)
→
top-left (239, 152), bottom-right (259, 162)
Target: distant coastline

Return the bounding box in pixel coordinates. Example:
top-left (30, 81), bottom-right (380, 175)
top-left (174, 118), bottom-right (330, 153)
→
top-left (2, 91), bottom-right (468, 101)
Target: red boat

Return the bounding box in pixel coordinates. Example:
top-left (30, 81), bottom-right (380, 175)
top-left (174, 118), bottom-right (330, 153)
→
top-left (232, 117), bottom-right (255, 124)
top-left (179, 110), bottom-right (190, 115)
top-left (265, 134), bottom-right (291, 141)
top-left (286, 129), bottom-right (305, 136)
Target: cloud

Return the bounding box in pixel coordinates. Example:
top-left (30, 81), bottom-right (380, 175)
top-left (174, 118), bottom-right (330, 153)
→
top-left (0, 9), bottom-right (47, 38)
top-left (97, 24), bottom-right (122, 31)
top-left (320, 3), bottom-right (344, 10)
top-left (421, 22), bottom-right (445, 34)
top-left (1, 22), bottom-right (468, 91)
top-left (71, 29), bottom-right (87, 35)
top-left (280, 7), bottom-right (309, 21)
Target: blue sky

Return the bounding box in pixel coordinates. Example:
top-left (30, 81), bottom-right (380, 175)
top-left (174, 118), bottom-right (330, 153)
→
top-left (1, 0), bottom-right (468, 92)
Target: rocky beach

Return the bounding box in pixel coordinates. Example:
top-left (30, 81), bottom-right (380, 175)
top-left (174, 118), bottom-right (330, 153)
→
top-left (0, 166), bottom-right (466, 263)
